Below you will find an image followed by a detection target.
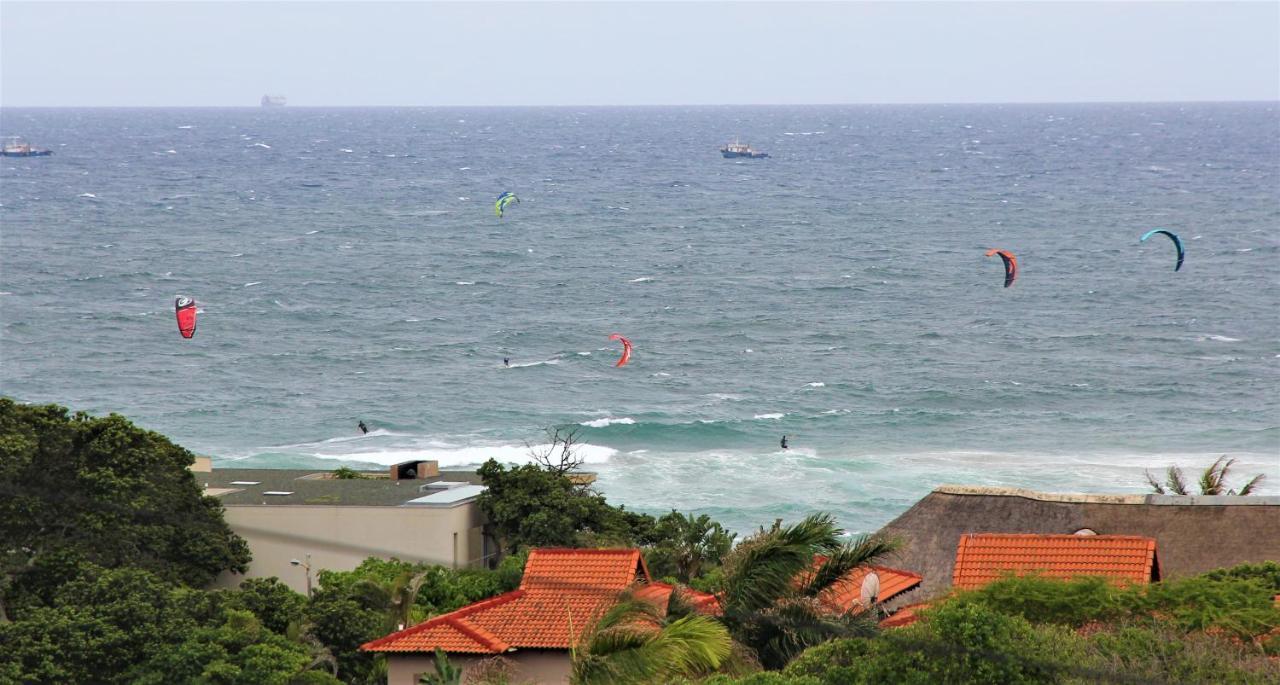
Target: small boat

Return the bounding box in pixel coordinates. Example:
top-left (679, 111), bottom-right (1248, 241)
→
top-left (720, 139), bottom-right (768, 159)
top-left (261, 94), bottom-right (287, 107)
top-left (2, 137), bottom-right (52, 157)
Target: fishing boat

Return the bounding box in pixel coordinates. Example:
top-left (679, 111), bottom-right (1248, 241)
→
top-left (2, 137), bottom-right (52, 157)
top-left (720, 139), bottom-right (768, 159)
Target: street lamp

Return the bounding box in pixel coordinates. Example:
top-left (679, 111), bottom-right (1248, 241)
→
top-left (290, 553), bottom-right (313, 598)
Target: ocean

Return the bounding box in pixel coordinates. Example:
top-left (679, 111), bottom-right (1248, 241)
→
top-left (2, 103), bottom-right (1277, 534)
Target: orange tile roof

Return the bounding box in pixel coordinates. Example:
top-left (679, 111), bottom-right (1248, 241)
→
top-left (820, 565), bottom-right (924, 611)
top-left (644, 581), bottom-right (723, 615)
top-left (362, 548), bottom-right (652, 654)
top-left (879, 602), bottom-right (930, 629)
top-left (952, 534), bottom-right (1157, 591)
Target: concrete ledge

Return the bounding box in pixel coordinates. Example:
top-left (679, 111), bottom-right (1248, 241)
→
top-left (934, 485), bottom-right (1146, 505)
top-left (935, 485), bottom-right (1280, 506)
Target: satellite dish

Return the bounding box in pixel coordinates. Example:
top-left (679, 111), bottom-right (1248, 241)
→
top-left (860, 572), bottom-right (881, 606)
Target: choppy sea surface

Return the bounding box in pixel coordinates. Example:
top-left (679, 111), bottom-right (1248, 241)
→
top-left (3, 104), bottom-right (1278, 534)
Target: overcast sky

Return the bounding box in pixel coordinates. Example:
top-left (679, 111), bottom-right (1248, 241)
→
top-left (2, 1), bottom-right (1277, 107)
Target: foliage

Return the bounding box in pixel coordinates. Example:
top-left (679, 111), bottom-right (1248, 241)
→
top-left (304, 594), bottom-right (387, 685)
top-left (130, 609), bottom-right (339, 685)
top-left (954, 572), bottom-right (1280, 641)
top-left (1146, 456), bottom-right (1265, 496)
top-left (644, 511), bottom-right (736, 583)
top-left (0, 400), bottom-right (251, 616)
top-left (417, 648), bottom-right (462, 685)
top-left (1203, 561), bottom-right (1280, 593)
top-left (331, 467), bottom-right (368, 480)
top-left (717, 513), bottom-right (897, 669)
top-left (477, 458), bottom-right (655, 552)
top-left (220, 576), bottom-right (308, 634)
top-left (571, 592), bottom-right (732, 685)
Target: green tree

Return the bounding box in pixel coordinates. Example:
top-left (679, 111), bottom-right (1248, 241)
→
top-left (304, 593), bottom-right (387, 685)
top-left (718, 513), bottom-right (897, 669)
top-left (477, 458), bottom-right (654, 552)
top-left (571, 591), bottom-right (732, 685)
top-left (130, 609), bottom-right (340, 685)
top-left (1146, 456), bottom-right (1266, 495)
top-left (0, 400), bottom-right (250, 616)
top-left (0, 565), bottom-right (215, 684)
top-left (645, 511), bottom-right (737, 583)
top-left (221, 576), bottom-right (308, 634)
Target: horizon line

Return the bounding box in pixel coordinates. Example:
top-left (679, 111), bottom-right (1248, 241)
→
top-left (2, 98), bottom-right (1278, 110)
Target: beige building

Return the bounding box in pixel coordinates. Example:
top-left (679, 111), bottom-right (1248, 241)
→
top-left (201, 462), bottom-right (494, 593)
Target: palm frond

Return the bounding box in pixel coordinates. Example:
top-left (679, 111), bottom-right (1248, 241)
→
top-left (721, 513), bottom-right (843, 615)
top-left (1165, 465), bottom-right (1189, 495)
top-left (643, 614), bottom-right (731, 674)
top-left (1144, 470), bottom-right (1166, 494)
top-left (1199, 456), bottom-right (1232, 495)
top-left (1236, 472), bottom-right (1265, 496)
top-left (750, 596), bottom-right (878, 669)
top-left (799, 535), bottom-right (899, 598)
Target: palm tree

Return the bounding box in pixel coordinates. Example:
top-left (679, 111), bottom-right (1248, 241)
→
top-left (717, 512), bottom-right (897, 669)
top-left (653, 511), bottom-right (737, 582)
top-left (349, 569), bottom-right (430, 633)
top-left (417, 648), bottom-right (461, 685)
top-left (1146, 456), bottom-right (1266, 496)
top-left (571, 590), bottom-right (732, 685)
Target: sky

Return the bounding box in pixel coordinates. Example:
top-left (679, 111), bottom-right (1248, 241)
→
top-left (2, 1), bottom-right (1277, 107)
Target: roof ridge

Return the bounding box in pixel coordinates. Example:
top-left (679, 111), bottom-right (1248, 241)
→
top-left (444, 616), bottom-right (510, 653)
top-left (360, 590), bottom-right (524, 652)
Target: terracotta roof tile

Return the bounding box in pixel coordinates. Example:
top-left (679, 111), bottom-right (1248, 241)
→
top-left (879, 602), bottom-right (930, 629)
top-left (820, 565), bottom-right (924, 611)
top-left (362, 548), bottom-right (650, 654)
top-left (953, 534), bottom-right (1157, 590)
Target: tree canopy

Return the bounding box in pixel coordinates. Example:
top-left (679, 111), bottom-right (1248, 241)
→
top-left (0, 399), bottom-right (250, 615)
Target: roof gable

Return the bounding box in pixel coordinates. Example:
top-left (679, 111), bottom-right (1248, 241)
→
top-left (953, 533), bottom-right (1158, 590)
top-left (362, 548), bottom-right (650, 654)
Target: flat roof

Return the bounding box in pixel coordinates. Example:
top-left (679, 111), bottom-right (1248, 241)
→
top-left (200, 468), bottom-right (485, 507)
top-left (405, 485), bottom-right (488, 507)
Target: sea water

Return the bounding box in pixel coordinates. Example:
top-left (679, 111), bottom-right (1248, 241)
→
top-left (2, 104), bottom-right (1277, 534)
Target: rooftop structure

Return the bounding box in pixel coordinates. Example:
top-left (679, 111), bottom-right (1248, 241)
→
top-left (952, 533), bottom-right (1158, 590)
top-left (877, 485), bottom-right (1280, 602)
top-left (363, 547), bottom-right (717, 683)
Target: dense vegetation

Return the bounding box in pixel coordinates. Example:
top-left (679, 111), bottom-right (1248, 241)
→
top-left (4, 402), bottom-right (1276, 684)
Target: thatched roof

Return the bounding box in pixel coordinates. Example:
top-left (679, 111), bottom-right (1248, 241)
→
top-left (876, 485), bottom-right (1280, 602)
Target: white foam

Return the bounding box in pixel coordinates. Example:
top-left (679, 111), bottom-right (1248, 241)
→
top-left (243, 281), bottom-right (261, 288)
top-left (580, 417), bottom-right (635, 428)
top-left (177, 125), bottom-right (194, 129)
top-left (754, 412), bottom-right (785, 420)
top-left (339, 148), bottom-right (354, 153)
top-left (506, 359), bottom-right (561, 368)
top-left (577, 351), bottom-right (592, 356)
top-left (1199, 334), bottom-right (1241, 342)
top-left (628, 277), bottom-right (653, 283)
top-left (455, 281), bottom-right (475, 286)
top-left (309, 442), bottom-right (616, 467)
top-left (806, 382), bottom-right (826, 387)
top-left (305, 230), bottom-right (319, 235)
top-left (78, 193), bottom-right (96, 198)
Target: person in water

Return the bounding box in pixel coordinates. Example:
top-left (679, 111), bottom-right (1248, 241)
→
top-left (503, 357), bottom-right (510, 367)
top-left (780, 435), bottom-right (789, 450)
top-left (358, 420), bottom-right (368, 435)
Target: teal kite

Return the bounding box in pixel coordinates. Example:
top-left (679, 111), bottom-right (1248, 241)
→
top-left (1140, 229), bottom-right (1184, 272)
top-left (495, 192), bottom-right (519, 218)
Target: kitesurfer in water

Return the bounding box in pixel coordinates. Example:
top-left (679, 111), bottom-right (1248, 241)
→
top-left (780, 435), bottom-right (789, 450)
top-left (503, 357), bottom-right (510, 367)
top-left (358, 421), bottom-right (369, 435)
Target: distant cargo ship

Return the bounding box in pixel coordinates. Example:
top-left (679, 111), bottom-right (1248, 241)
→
top-left (261, 95), bottom-right (287, 107)
top-left (721, 139), bottom-right (768, 159)
top-left (2, 137), bottom-right (52, 157)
